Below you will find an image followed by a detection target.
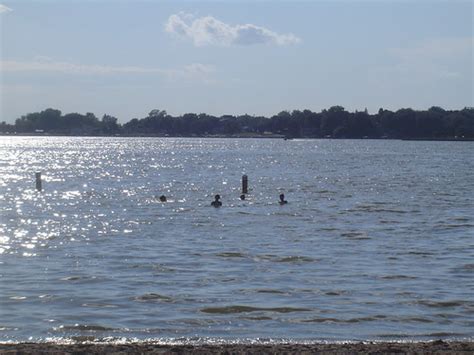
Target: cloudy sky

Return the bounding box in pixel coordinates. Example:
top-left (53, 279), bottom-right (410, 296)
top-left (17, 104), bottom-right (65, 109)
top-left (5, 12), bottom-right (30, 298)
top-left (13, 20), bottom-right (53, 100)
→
top-left (0, 0), bottom-right (472, 123)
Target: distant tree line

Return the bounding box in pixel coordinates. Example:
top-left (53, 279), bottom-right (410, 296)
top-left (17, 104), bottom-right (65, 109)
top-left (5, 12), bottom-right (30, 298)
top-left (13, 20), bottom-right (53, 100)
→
top-left (1, 106), bottom-right (473, 139)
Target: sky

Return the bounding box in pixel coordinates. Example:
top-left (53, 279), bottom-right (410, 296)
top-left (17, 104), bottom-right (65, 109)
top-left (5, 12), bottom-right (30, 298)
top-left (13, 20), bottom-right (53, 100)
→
top-left (0, 0), bottom-right (473, 123)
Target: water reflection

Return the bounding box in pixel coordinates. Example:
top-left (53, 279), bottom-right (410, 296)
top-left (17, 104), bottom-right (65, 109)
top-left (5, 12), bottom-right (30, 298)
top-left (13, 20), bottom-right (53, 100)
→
top-left (0, 137), bottom-right (473, 341)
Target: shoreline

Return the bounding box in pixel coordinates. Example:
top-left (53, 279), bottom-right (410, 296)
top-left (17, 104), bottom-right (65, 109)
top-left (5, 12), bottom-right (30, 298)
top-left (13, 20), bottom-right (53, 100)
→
top-left (1, 133), bottom-right (473, 141)
top-left (1, 340), bottom-right (473, 354)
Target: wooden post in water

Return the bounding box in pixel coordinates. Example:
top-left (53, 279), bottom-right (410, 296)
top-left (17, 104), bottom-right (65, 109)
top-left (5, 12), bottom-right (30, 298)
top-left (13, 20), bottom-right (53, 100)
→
top-left (242, 174), bottom-right (248, 194)
top-left (35, 172), bottom-right (42, 192)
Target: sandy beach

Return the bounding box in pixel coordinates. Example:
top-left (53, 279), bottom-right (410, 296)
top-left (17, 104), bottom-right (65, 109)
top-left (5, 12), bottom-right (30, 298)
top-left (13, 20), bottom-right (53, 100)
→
top-left (1, 340), bottom-right (473, 354)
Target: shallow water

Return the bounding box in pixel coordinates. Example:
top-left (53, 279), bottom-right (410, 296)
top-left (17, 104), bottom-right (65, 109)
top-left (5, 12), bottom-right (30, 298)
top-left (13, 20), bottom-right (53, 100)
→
top-left (0, 137), bottom-right (473, 342)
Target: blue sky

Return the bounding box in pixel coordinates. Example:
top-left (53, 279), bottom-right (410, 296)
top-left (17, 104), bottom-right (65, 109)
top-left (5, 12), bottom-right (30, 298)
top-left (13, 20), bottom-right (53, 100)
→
top-left (1, 0), bottom-right (472, 123)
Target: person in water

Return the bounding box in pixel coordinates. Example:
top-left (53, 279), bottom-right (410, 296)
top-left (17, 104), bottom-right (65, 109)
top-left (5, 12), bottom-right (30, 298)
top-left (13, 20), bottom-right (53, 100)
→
top-left (159, 195), bottom-right (167, 202)
top-left (211, 194), bottom-right (222, 207)
top-left (240, 194), bottom-right (245, 201)
top-left (279, 193), bottom-right (288, 205)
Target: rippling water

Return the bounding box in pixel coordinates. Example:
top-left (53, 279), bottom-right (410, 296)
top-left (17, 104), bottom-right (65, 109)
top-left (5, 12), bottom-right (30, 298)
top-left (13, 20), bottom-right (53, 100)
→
top-left (0, 137), bottom-right (473, 342)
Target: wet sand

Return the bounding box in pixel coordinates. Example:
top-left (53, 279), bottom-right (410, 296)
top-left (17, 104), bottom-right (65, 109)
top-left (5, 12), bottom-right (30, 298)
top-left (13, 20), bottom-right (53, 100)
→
top-left (1, 340), bottom-right (473, 354)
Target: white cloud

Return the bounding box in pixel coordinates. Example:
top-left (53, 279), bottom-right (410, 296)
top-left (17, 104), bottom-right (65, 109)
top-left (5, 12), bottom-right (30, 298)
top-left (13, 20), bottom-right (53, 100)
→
top-left (165, 12), bottom-right (301, 47)
top-left (0, 57), bottom-right (215, 79)
top-left (0, 4), bottom-right (12, 13)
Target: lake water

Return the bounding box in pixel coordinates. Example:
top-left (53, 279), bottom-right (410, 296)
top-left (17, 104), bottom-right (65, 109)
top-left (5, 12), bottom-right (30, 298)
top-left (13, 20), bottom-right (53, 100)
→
top-left (0, 137), bottom-right (473, 343)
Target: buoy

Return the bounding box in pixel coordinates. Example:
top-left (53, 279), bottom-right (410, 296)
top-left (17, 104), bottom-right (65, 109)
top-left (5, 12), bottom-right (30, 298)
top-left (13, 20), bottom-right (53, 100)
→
top-left (35, 172), bottom-right (42, 191)
top-left (242, 175), bottom-right (248, 194)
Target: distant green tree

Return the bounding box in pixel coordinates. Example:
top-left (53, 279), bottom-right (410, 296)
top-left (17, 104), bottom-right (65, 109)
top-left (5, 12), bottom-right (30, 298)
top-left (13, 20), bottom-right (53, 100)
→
top-left (0, 121), bottom-right (14, 133)
top-left (345, 111), bottom-right (376, 138)
top-left (101, 114), bottom-right (120, 134)
top-left (321, 106), bottom-right (348, 136)
top-left (393, 108), bottom-right (416, 138)
top-left (40, 108), bottom-right (62, 131)
top-left (8, 106), bottom-right (472, 139)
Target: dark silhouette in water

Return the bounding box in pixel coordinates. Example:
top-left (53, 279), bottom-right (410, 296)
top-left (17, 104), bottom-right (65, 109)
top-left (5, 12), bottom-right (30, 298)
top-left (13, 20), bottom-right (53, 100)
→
top-left (240, 194), bottom-right (245, 201)
top-left (159, 195), bottom-right (167, 202)
top-left (211, 194), bottom-right (222, 207)
top-left (279, 193), bottom-right (288, 205)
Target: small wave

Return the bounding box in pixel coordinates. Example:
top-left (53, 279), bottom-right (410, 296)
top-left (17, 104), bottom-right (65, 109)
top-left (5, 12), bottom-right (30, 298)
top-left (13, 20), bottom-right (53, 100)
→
top-left (379, 275), bottom-right (418, 280)
top-left (178, 319), bottom-right (220, 327)
top-left (397, 317), bottom-right (434, 323)
top-left (253, 255), bottom-right (315, 263)
top-left (38, 294), bottom-right (53, 299)
top-left (151, 264), bottom-right (176, 273)
top-left (435, 223), bottom-right (474, 229)
top-left (255, 289), bottom-right (287, 294)
top-left (407, 251), bottom-right (435, 256)
top-left (70, 335), bottom-right (97, 342)
top-left (426, 332), bottom-right (467, 337)
top-left (301, 317), bottom-right (339, 323)
top-left (352, 205), bottom-right (409, 214)
top-left (81, 303), bottom-right (118, 308)
top-left (236, 211), bottom-right (254, 215)
top-left (316, 190), bottom-right (334, 194)
top-left (275, 256), bottom-right (316, 263)
top-left (324, 290), bottom-right (348, 296)
top-left (54, 324), bottom-right (116, 332)
top-left (346, 316), bottom-right (386, 323)
top-left (216, 252), bottom-right (246, 258)
top-left (9, 296), bottom-right (27, 300)
top-left (3, 335), bottom-right (474, 346)
top-left (376, 334), bottom-right (412, 339)
top-left (301, 316), bottom-right (386, 324)
top-left (200, 305), bottom-right (310, 314)
top-left (453, 216), bottom-right (470, 221)
top-left (395, 291), bottom-right (417, 297)
top-left (415, 300), bottom-right (469, 308)
top-left (379, 219), bottom-right (401, 224)
top-left (240, 316), bottom-right (273, 320)
top-left (450, 263), bottom-right (474, 274)
top-left (60, 275), bottom-right (100, 282)
top-left (380, 332), bottom-right (468, 338)
top-left (133, 293), bottom-right (174, 303)
top-left (272, 212), bottom-right (298, 217)
top-left (377, 333), bottom-right (468, 339)
top-left (340, 232), bottom-right (371, 240)
top-left (81, 190), bottom-right (106, 199)
top-left (60, 276), bottom-right (82, 281)
top-left (0, 326), bottom-right (18, 331)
